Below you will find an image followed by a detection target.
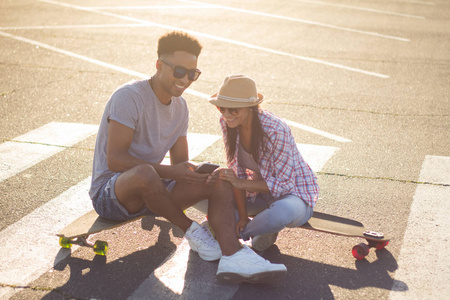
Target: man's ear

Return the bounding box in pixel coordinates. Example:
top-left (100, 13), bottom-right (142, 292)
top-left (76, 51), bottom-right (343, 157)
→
top-left (156, 59), bottom-right (162, 71)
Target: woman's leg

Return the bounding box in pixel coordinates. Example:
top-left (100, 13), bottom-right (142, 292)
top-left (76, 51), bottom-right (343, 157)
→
top-left (240, 194), bottom-right (313, 240)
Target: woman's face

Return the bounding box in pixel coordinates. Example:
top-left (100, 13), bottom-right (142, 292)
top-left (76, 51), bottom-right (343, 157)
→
top-left (218, 106), bottom-right (253, 129)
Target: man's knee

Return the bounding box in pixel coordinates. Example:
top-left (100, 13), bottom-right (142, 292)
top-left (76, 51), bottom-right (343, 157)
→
top-left (126, 164), bottom-right (165, 193)
top-left (213, 178), bottom-right (233, 193)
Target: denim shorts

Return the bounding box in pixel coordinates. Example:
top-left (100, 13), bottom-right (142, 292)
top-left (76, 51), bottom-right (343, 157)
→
top-left (92, 173), bottom-right (176, 221)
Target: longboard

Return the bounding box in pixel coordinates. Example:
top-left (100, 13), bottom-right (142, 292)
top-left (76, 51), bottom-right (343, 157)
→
top-left (300, 211), bottom-right (390, 260)
top-left (57, 210), bottom-right (144, 256)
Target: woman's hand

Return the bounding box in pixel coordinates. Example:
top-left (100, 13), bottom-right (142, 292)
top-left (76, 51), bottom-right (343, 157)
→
top-left (219, 168), bottom-right (241, 188)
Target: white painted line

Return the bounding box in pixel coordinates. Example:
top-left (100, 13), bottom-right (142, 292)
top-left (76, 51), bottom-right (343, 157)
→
top-left (131, 143), bottom-right (338, 298)
top-left (285, 119), bottom-right (352, 143)
top-left (295, 0), bottom-right (425, 19)
top-left (297, 143), bottom-right (339, 172)
top-left (0, 130), bottom-right (223, 298)
top-left (0, 31), bottom-right (352, 143)
top-left (0, 178), bottom-right (93, 287)
top-left (0, 24), bottom-right (150, 30)
top-left (389, 155), bottom-right (450, 299)
top-left (38, 0), bottom-right (390, 78)
top-left (161, 133), bottom-right (221, 165)
top-left (0, 30), bottom-right (206, 100)
top-left (180, 0), bottom-right (410, 41)
top-left (0, 122), bottom-right (98, 182)
top-left (394, 0), bottom-right (434, 5)
top-left (90, 5), bottom-right (214, 10)
top-left (129, 239), bottom-right (239, 299)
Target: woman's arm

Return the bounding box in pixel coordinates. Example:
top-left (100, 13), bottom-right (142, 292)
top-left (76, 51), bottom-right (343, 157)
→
top-left (219, 168), bottom-right (270, 193)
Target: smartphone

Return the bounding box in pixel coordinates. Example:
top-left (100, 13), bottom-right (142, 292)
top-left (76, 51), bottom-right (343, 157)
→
top-left (195, 162), bottom-right (220, 174)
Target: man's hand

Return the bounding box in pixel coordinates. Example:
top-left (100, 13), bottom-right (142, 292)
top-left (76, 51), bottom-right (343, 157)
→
top-left (236, 217), bottom-right (250, 237)
top-left (172, 161), bottom-right (209, 184)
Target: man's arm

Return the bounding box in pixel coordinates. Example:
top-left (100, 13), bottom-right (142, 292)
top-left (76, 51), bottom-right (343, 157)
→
top-left (107, 120), bottom-right (207, 182)
top-left (169, 136), bottom-right (189, 165)
top-left (107, 120), bottom-right (175, 177)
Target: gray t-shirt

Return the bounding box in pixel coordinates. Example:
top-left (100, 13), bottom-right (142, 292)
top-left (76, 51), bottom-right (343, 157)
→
top-left (89, 79), bottom-right (189, 200)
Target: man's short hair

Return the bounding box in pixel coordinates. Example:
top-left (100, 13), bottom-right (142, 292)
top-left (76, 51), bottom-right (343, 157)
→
top-left (157, 31), bottom-right (202, 58)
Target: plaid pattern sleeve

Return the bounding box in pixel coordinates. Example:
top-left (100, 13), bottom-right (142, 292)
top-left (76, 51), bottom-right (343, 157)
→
top-left (259, 111), bottom-right (319, 207)
top-left (220, 111), bottom-right (319, 208)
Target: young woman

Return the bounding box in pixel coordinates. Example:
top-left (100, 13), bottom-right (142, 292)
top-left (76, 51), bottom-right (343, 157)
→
top-left (209, 74), bottom-right (319, 251)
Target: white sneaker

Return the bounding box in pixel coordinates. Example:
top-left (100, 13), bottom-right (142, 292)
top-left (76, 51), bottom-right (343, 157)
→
top-left (216, 245), bottom-right (287, 284)
top-left (251, 232), bottom-right (279, 251)
top-left (185, 221), bottom-right (222, 261)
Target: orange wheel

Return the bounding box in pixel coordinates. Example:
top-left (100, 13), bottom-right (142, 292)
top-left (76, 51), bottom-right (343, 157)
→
top-left (352, 243), bottom-right (370, 260)
top-left (375, 240), bottom-right (389, 250)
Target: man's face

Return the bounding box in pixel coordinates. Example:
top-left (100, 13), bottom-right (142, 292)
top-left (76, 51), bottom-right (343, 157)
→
top-left (158, 51), bottom-right (198, 98)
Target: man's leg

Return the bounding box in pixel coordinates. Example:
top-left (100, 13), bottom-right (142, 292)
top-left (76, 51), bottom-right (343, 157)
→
top-left (114, 164), bottom-right (192, 232)
top-left (113, 164), bottom-right (222, 261)
top-left (170, 178), bottom-right (242, 256)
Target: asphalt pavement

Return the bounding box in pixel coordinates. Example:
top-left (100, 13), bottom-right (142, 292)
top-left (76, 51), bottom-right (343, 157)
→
top-left (1, 0), bottom-right (449, 299)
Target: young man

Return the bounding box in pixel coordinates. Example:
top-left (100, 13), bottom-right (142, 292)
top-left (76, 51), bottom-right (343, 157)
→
top-left (89, 31), bottom-right (286, 284)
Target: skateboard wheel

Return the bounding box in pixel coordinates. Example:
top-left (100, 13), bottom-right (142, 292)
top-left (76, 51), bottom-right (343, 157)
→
top-left (352, 243), bottom-right (370, 260)
top-left (59, 237), bottom-right (72, 249)
top-left (375, 240), bottom-right (389, 250)
top-left (93, 241), bottom-right (108, 256)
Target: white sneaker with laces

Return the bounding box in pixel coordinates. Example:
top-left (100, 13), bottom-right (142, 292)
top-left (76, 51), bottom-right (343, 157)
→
top-left (216, 245), bottom-right (287, 284)
top-left (185, 221), bottom-right (222, 261)
top-left (251, 232), bottom-right (279, 251)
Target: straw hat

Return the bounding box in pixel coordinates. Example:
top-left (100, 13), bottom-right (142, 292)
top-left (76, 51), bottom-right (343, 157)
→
top-left (209, 75), bottom-right (264, 108)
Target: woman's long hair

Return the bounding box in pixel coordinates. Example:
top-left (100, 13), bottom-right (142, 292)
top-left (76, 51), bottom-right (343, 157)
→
top-left (225, 106), bottom-right (269, 164)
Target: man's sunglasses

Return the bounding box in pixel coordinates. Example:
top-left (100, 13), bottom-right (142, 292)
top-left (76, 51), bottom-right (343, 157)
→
top-left (160, 59), bottom-right (201, 81)
top-left (217, 106), bottom-right (241, 116)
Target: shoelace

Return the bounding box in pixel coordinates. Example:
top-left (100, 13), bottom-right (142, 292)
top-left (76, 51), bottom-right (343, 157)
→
top-left (240, 247), bottom-right (270, 266)
top-left (193, 225), bottom-right (218, 247)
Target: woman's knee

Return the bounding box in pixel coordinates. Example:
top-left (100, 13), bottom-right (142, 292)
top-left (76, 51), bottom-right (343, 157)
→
top-left (269, 197), bottom-right (311, 227)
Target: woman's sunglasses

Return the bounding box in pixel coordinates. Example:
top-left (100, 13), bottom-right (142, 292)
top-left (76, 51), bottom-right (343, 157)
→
top-left (160, 59), bottom-right (201, 81)
top-left (217, 106), bottom-right (240, 116)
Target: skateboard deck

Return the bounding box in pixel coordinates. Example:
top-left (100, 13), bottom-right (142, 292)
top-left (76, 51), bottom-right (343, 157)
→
top-left (57, 210), bottom-right (144, 255)
top-left (300, 211), bottom-right (390, 260)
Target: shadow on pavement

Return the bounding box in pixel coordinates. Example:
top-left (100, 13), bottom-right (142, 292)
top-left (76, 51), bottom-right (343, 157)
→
top-left (41, 217), bottom-right (181, 300)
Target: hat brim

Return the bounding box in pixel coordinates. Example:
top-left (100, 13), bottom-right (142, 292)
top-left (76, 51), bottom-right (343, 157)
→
top-left (208, 93), bottom-right (264, 108)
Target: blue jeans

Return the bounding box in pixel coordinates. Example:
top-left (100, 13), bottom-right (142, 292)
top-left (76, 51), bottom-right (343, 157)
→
top-left (92, 173), bottom-right (176, 221)
top-left (193, 193), bottom-right (313, 240)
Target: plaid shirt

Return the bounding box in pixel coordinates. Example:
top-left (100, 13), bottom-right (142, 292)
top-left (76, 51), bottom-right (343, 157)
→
top-left (220, 109), bottom-right (319, 208)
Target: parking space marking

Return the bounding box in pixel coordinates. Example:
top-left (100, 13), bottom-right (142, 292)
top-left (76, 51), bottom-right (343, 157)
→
top-left (161, 132), bottom-right (221, 165)
top-left (179, 0), bottom-right (410, 41)
top-left (0, 129), bottom-right (222, 297)
top-left (0, 119), bottom-right (338, 298)
top-left (295, 0), bottom-right (425, 19)
top-left (390, 155), bottom-right (450, 299)
top-left (0, 30), bottom-right (353, 142)
top-left (38, 0), bottom-right (390, 78)
top-left (0, 178), bottom-right (93, 287)
top-left (285, 119), bottom-right (352, 143)
top-left (0, 122), bottom-right (98, 182)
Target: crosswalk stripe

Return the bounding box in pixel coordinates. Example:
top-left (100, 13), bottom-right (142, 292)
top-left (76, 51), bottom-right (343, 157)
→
top-left (1, 122), bottom-right (338, 298)
top-left (0, 178), bottom-right (93, 289)
top-left (161, 133), bottom-right (221, 165)
top-left (390, 155), bottom-right (450, 299)
top-left (132, 144), bottom-right (338, 297)
top-left (0, 122), bottom-right (98, 182)
top-left (297, 143), bottom-right (339, 172)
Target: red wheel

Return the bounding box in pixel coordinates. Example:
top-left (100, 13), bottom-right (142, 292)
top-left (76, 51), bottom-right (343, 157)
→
top-left (352, 243), bottom-right (370, 260)
top-left (375, 240), bottom-right (389, 250)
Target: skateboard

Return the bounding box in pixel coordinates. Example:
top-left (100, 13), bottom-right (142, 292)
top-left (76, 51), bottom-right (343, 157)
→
top-left (300, 211), bottom-right (390, 260)
top-left (57, 210), bottom-right (144, 256)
